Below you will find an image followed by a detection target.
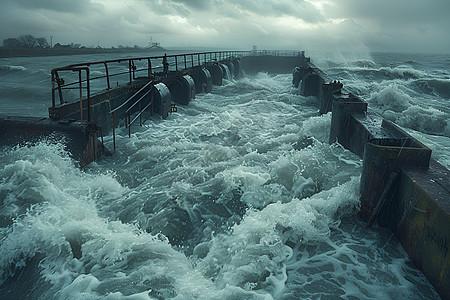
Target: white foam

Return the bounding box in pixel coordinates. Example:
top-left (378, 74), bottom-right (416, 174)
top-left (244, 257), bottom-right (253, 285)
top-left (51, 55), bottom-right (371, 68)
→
top-left (0, 71), bottom-right (442, 299)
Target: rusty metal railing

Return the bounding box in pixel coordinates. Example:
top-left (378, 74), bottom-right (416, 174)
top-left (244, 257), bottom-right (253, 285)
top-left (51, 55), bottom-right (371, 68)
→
top-left (50, 51), bottom-right (250, 113)
top-left (51, 66), bottom-right (91, 120)
top-left (50, 50), bottom-right (305, 120)
top-left (110, 80), bottom-right (155, 150)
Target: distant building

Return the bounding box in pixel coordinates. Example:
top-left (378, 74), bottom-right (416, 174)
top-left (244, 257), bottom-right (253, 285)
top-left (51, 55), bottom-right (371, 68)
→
top-left (53, 43), bottom-right (71, 49)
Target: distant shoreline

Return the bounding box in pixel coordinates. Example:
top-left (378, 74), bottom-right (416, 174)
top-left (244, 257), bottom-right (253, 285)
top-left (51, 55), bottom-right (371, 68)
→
top-left (0, 47), bottom-right (166, 58)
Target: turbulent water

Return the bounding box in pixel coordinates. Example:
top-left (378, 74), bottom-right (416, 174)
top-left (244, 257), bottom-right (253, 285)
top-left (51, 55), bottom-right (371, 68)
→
top-left (0, 51), bottom-right (448, 299)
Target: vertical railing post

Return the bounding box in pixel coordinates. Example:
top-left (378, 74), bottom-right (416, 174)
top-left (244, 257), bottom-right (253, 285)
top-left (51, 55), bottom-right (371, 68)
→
top-left (79, 70), bottom-right (83, 120)
top-left (198, 53), bottom-right (200, 66)
top-left (104, 62), bottom-right (110, 89)
top-left (147, 58), bottom-right (152, 77)
top-left (128, 59), bottom-right (132, 84)
top-left (51, 70), bottom-right (56, 110)
top-left (55, 71), bottom-right (64, 104)
top-left (175, 56), bottom-right (178, 71)
top-left (86, 68), bottom-right (91, 122)
top-left (191, 54), bottom-right (194, 68)
top-left (128, 114), bottom-right (131, 137)
top-left (184, 55), bottom-right (187, 69)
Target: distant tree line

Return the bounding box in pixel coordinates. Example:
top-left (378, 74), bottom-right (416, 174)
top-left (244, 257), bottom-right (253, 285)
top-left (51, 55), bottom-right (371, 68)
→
top-left (2, 34), bottom-right (83, 49)
top-left (2, 34), bottom-right (50, 48)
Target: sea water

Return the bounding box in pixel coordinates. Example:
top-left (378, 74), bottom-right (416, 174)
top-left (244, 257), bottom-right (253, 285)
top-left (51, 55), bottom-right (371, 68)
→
top-left (0, 51), bottom-right (448, 299)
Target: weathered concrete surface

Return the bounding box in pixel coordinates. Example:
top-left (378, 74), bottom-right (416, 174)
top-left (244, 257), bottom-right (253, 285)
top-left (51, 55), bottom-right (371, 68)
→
top-left (294, 57), bottom-right (449, 300)
top-left (395, 160), bottom-right (450, 299)
top-left (0, 115), bottom-right (102, 166)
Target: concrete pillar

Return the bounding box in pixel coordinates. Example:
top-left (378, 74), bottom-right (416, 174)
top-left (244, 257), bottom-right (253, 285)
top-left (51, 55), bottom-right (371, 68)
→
top-left (319, 81), bottom-right (343, 115)
top-left (300, 71), bottom-right (324, 97)
top-left (360, 136), bottom-right (431, 224)
top-left (292, 67), bottom-right (305, 88)
top-left (329, 93), bottom-right (367, 145)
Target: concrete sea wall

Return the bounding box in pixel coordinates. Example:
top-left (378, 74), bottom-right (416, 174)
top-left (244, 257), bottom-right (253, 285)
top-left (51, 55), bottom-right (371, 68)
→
top-left (294, 60), bottom-right (449, 300)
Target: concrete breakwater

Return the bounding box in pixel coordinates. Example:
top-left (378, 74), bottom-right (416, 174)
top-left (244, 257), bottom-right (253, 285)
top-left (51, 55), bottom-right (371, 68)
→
top-left (294, 60), bottom-right (449, 300)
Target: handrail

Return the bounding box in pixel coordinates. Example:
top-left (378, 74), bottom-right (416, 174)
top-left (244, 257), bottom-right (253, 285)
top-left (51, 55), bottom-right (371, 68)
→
top-left (49, 49), bottom-right (303, 148)
top-left (111, 80), bottom-right (154, 150)
top-left (51, 66), bottom-right (91, 121)
top-left (50, 51), bottom-right (256, 123)
top-left (50, 51), bottom-right (253, 114)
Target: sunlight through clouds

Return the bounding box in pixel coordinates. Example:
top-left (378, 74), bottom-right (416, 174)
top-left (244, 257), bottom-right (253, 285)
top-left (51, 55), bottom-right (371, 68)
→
top-left (0, 0), bottom-right (449, 52)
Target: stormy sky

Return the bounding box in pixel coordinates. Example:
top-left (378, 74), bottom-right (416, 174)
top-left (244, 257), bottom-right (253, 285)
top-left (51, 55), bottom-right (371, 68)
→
top-left (1, 0), bottom-right (449, 53)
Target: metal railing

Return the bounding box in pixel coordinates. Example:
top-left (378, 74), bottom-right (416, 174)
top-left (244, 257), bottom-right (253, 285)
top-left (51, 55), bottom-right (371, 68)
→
top-left (110, 80), bottom-right (154, 150)
top-left (50, 50), bottom-right (306, 113)
top-left (49, 49), bottom-right (303, 149)
top-left (50, 51), bottom-right (252, 115)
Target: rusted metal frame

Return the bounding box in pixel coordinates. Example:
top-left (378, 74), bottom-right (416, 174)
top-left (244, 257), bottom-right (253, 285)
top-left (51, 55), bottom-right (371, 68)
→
top-left (51, 67), bottom-right (90, 117)
top-left (127, 91), bottom-right (152, 124)
top-left (148, 58), bottom-right (152, 77)
top-left (104, 62), bottom-right (110, 89)
top-left (128, 59), bottom-right (132, 83)
top-left (51, 71), bottom-right (56, 109)
top-left (61, 51), bottom-right (250, 70)
top-left (126, 89), bottom-right (153, 137)
top-left (52, 51), bottom-right (252, 112)
top-left (86, 68), bottom-right (91, 121)
top-left (53, 71), bottom-right (64, 105)
top-left (141, 95), bottom-right (154, 123)
top-left (79, 71), bottom-right (83, 120)
top-left (126, 89), bottom-right (152, 116)
top-left (131, 60), bottom-right (139, 80)
top-left (110, 80), bottom-right (154, 115)
top-left (110, 80), bottom-right (153, 145)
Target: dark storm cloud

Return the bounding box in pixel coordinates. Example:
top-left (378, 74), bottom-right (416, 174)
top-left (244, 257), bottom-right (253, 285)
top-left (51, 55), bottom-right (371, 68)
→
top-left (1, 0), bottom-right (449, 52)
top-left (14, 0), bottom-right (103, 14)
